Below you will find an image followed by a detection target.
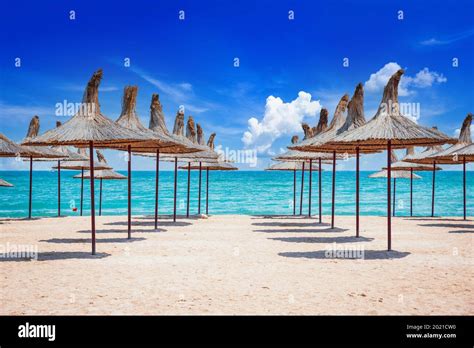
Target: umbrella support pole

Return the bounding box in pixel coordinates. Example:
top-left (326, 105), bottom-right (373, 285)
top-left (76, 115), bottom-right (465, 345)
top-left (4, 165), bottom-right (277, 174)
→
top-left (293, 169), bottom-right (296, 216)
top-left (431, 162), bottom-right (436, 217)
top-left (99, 178), bottom-right (103, 216)
top-left (198, 162), bottom-right (202, 215)
top-left (80, 168), bottom-right (84, 216)
top-left (393, 178), bottom-right (396, 217)
top-left (356, 148), bottom-right (360, 237)
top-left (89, 141), bottom-right (96, 255)
top-left (387, 141), bottom-right (392, 251)
top-left (331, 151), bottom-right (336, 229)
top-left (319, 157), bottom-right (322, 224)
top-left (463, 157), bottom-right (466, 220)
top-left (308, 159), bottom-right (312, 217)
top-left (299, 162), bottom-right (305, 216)
top-left (154, 149), bottom-right (160, 229)
top-left (57, 160), bottom-right (61, 217)
top-left (173, 157), bottom-right (178, 222)
top-left (410, 168), bottom-right (413, 217)
top-left (186, 162), bottom-right (191, 218)
top-left (28, 155), bottom-right (32, 219)
top-left (127, 145), bottom-right (132, 239)
top-left (206, 168), bottom-right (209, 215)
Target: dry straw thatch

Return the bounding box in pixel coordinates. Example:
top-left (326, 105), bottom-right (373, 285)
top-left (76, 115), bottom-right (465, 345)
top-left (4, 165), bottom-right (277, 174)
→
top-left (0, 178), bottom-right (14, 187)
top-left (74, 151), bottom-right (126, 180)
top-left (384, 147), bottom-right (441, 171)
top-left (369, 170), bottom-right (421, 179)
top-left (0, 133), bottom-right (39, 158)
top-left (21, 116), bottom-right (66, 159)
top-left (291, 84), bottom-right (378, 154)
top-left (180, 161), bottom-right (238, 171)
top-left (422, 113), bottom-right (473, 164)
top-left (52, 148), bottom-right (111, 170)
top-left (22, 69), bottom-right (155, 147)
top-left (449, 143), bottom-right (474, 162)
top-left (323, 70), bottom-right (455, 150)
top-left (274, 134), bottom-right (339, 161)
top-left (266, 161), bottom-right (321, 171)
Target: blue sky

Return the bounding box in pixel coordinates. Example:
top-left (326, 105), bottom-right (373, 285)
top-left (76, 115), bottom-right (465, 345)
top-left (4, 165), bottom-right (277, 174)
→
top-left (1, 0), bottom-right (473, 171)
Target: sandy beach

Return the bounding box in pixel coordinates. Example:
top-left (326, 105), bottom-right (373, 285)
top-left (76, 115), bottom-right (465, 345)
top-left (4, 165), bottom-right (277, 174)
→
top-left (0, 214), bottom-right (472, 315)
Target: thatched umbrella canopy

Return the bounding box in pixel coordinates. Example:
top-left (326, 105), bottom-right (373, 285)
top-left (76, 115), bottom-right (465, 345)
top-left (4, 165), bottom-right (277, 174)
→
top-left (20, 116), bottom-right (66, 219)
top-left (74, 150), bottom-right (126, 216)
top-left (291, 83), bottom-right (380, 233)
top-left (0, 178), bottom-right (14, 187)
top-left (369, 170), bottom-right (422, 179)
top-left (450, 143), bottom-right (474, 162)
top-left (307, 70), bottom-right (455, 250)
top-left (406, 114), bottom-right (472, 220)
top-left (22, 69), bottom-right (159, 255)
top-left (275, 133), bottom-right (333, 220)
top-left (0, 133), bottom-right (41, 158)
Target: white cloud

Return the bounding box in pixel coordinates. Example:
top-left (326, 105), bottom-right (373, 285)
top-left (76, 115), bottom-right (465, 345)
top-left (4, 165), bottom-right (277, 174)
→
top-left (242, 91), bottom-right (321, 154)
top-left (364, 62), bottom-right (447, 96)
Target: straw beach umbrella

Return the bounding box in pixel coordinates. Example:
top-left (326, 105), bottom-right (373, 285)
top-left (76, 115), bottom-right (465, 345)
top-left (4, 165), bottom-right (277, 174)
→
top-left (382, 146), bottom-right (441, 216)
top-left (409, 114), bottom-right (472, 219)
top-left (144, 97), bottom-right (213, 226)
top-left (180, 157), bottom-right (238, 215)
top-left (275, 132), bottom-right (334, 220)
top-left (0, 178), bottom-right (14, 187)
top-left (321, 69), bottom-right (454, 250)
top-left (291, 83), bottom-right (380, 235)
top-left (21, 116), bottom-right (66, 219)
top-left (74, 150), bottom-right (126, 216)
top-left (53, 147), bottom-right (111, 215)
top-left (266, 160), bottom-right (321, 216)
top-left (371, 150), bottom-right (422, 216)
top-left (23, 69), bottom-right (156, 254)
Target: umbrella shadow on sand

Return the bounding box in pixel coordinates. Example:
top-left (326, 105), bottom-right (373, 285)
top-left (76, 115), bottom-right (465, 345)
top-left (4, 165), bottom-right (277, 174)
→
top-left (251, 215), bottom-right (315, 220)
top-left (417, 223), bottom-right (474, 229)
top-left (137, 215), bottom-right (201, 221)
top-left (449, 229), bottom-right (474, 234)
top-left (270, 236), bottom-right (373, 244)
top-left (104, 220), bottom-right (192, 227)
top-left (39, 237), bottom-right (146, 244)
top-left (76, 228), bottom-right (165, 234)
top-left (404, 218), bottom-right (472, 222)
top-left (0, 252), bottom-right (110, 262)
top-left (252, 222), bottom-right (331, 228)
top-left (254, 227), bottom-right (348, 233)
top-left (279, 250), bottom-right (410, 260)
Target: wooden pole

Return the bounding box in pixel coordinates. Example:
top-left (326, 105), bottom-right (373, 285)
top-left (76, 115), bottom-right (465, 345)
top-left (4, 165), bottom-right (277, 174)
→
top-left (410, 168), bottom-right (413, 217)
top-left (463, 156), bottom-right (466, 220)
top-left (57, 160), bottom-right (61, 217)
top-left (387, 140), bottom-right (392, 251)
top-left (293, 169), bottom-right (296, 216)
top-left (127, 145), bottom-right (132, 239)
top-left (206, 168), bottom-right (209, 215)
top-left (173, 157), bottom-right (178, 222)
top-left (186, 162), bottom-right (191, 218)
top-left (80, 168), bottom-right (84, 216)
top-left (99, 178), bottom-right (103, 216)
top-left (89, 141), bottom-right (96, 255)
top-left (299, 162), bottom-right (305, 215)
top-left (331, 151), bottom-right (336, 229)
top-left (431, 162), bottom-right (436, 217)
top-left (393, 178), bottom-right (397, 217)
top-left (28, 155), bottom-right (32, 219)
top-left (356, 147), bottom-right (360, 237)
top-left (319, 157), bottom-right (322, 224)
top-left (154, 149), bottom-right (160, 229)
top-left (308, 159), bottom-right (313, 217)
top-left (198, 162), bottom-right (202, 214)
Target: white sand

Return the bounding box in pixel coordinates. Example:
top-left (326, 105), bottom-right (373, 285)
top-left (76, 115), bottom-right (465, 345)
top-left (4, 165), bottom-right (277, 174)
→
top-left (0, 214), bottom-right (472, 315)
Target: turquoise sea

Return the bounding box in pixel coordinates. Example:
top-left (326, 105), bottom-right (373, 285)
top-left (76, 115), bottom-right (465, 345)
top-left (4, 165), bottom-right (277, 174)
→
top-left (0, 170), bottom-right (472, 218)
